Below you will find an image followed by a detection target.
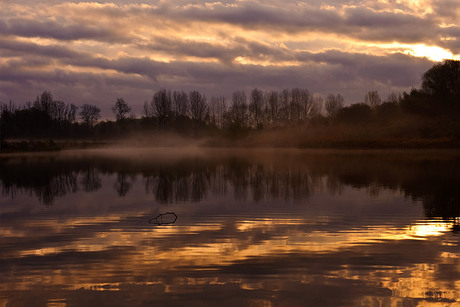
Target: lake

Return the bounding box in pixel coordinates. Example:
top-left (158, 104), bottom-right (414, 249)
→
top-left (1, 148), bottom-right (459, 306)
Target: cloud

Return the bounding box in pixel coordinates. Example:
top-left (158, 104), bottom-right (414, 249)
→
top-left (0, 36), bottom-right (85, 59)
top-left (0, 0), bottom-right (456, 115)
top-left (0, 18), bottom-right (122, 42)
top-left (1, 152), bottom-right (459, 305)
top-left (0, 38), bottom-right (432, 116)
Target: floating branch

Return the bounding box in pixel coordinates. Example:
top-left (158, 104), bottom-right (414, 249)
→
top-left (149, 212), bottom-right (178, 225)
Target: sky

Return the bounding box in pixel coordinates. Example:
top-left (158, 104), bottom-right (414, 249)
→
top-left (1, 0), bottom-right (460, 116)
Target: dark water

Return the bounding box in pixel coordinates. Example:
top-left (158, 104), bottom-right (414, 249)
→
top-left (1, 148), bottom-right (459, 306)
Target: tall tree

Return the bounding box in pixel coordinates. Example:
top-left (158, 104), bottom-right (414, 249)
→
top-left (364, 91), bottom-right (381, 108)
top-left (266, 90), bottom-right (280, 127)
top-left (299, 89), bottom-right (313, 120)
top-left (325, 93), bottom-right (344, 118)
top-left (79, 104), bottom-right (101, 129)
top-left (249, 88), bottom-right (264, 129)
top-left (279, 89), bottom-right (290, 124)
top-left (189, 91), bottom-right (208, 129)
top-left (290, 88), bottom-right (303, 122)
top-left (112, 97), bottom-right (131, 122)
top-left (153, 89), bottom-right (172, 129)
top-left (34, 91), bottom-right (53, 114)
top-left (422, 59), bottom-right (460, 106)
top-left (228, 90), bottom-right (248, 130)
top-left (173, 91), bottom-right (189, 118)
top-left (309, 96), bottom-right (324, 119)
top-left (210, 96), bottom-right (226, 128)
top-left (385, 92), bottom-right (401, 104)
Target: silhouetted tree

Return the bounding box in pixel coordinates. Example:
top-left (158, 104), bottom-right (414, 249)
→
top-left (375, 101), bottom-right (400, 122)
top-left (364, 91), bottom-right (381, 108)
top-left (422, 59), bottom-right (460, 108)
top-left (34, 91), bottom-right (53, 114)
top-left (400, 88), bottom-right (432, 115)
top-left (299, 89), bottom-right (314, 120)
top-left (189, 91), bottom-right (208, 129)
top-left (385, 92), bottom-right (401, 104)
top-left (325, 93), bottom-right (344, 118)
top-left (142, 100), bottom-right (154, 118)
top-left (266, 90), bottom-right (280, 127)
top-left (209, 96), bottom-right (226, 128)
top-left (173, 91), bottom-right (189, 118)
top-left (309, 96), bottom-right (324, 120)
top-left (0, 102), bottom-right (8, 148)
top-left (249, 88), bottom-right (264, 129)
top-left (290, 88), bottom-right (303, 122)
top-left (227, 90), bottom-right (248, 130)
top-left (79, 104), bottom-right (101, 129)
top-left (153, 89), bottom-right (172, 129)
top-left (279, 89), bottom-right (290, 124)
top-left (47, 100), bottom-right (78, 136)
top-left (337, 103), bottom-right (372, 124)
top-left (112, 97), bottom-right (131, 122)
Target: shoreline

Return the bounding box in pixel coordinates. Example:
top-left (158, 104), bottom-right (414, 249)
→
top-left (2, 137), bottom-right (460, 155)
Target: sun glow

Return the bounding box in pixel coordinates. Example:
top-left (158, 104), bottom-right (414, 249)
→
top-left (407, 44), bottom-right (454, 62)
top-left (407, 221), bottom-right (453, 238)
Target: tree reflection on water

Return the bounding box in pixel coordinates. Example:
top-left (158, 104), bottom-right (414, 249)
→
top-left (0, 149), bottom-right (459, 306)
top-left (1, 150), bottom-right (459, 220)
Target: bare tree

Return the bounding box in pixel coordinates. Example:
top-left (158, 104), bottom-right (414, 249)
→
top-left (112, 97), bottom-right (131, 122)
top-left (279, 89), bottom-right (290, 124)
top-left (309, 96), bottom-right (324, 119)
top-left (210, 96), bottom-right (226, 128)
top-left (49, 100), bottom-right (66, 122)
top-left (153, 89), bottom-right (172, 128)
top-left (266, 90), bottom-right (280, 127)
top-left (66, 104), bottom-right (78, 124)
top-left (142, 100), bottom-right (153, 118)
top-left (249, 88), bottom-right (264, 128)
top-left (290, 88), bottom-right (303, 122)
top-left (385, 92), bottom-right (401, 104)
top-left (79, 104), bottom-right (101, 128)
top-left (189, 91), bottom-right (208, 127)
top-left (300, 89), bottom-right (314, 120)
top-left (173, 91), bottom-right (189, 118)
top-left (325, 93), bottom-right (344, 118)
top-left (34, 91), bottom-right (53, 114)
top-left (228, 90), bottom-right (248, 129)
top-left (364, 91), bottom-right (381, 108)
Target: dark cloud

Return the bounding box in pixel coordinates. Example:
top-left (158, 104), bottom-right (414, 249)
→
top-left (152, 2), bottom-right (442, 45)
top-left (136, 35), bottom-right (292, 65)
top-left (342, 6), bottom-right (436, 43)
top-left (1, 1), bottom-right (443, 46)
top-left (439, 26), bottom-right (460, 53)
top-left (0, 41), bottom-right (432, 116)
top-left (431, 0), bottom-right (460, 20)
top-left (299, 50), bottom-right (432, 87)
top-left (0, 0), bottom-right (455, 115)
top-left (0, 18), bottom-right (123, 42)
top-left (0, 37), bottom-right (85, 59)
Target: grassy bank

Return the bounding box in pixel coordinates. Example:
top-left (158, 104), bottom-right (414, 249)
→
top-left (220, 115), bottom-right (460, 149)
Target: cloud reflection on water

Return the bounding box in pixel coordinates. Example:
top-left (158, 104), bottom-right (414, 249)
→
top-left (0, 149), bottom-right (459, 306)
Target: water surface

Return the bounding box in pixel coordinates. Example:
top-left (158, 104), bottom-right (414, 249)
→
top-left (1, 149), bottom-right (459, 306)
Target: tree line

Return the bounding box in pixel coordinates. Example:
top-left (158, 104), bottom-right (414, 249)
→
top-left (1, 60), bottom-right (459, 144)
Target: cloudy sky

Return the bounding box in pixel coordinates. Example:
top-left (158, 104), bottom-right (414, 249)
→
top-left (1, 0), bottom-right (459, 116)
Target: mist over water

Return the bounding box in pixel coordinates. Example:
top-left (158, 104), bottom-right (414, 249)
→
top-left (1, 149), bottom-right (459, 306)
